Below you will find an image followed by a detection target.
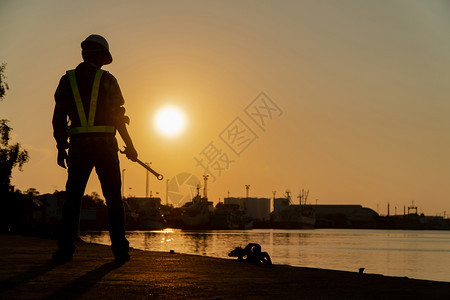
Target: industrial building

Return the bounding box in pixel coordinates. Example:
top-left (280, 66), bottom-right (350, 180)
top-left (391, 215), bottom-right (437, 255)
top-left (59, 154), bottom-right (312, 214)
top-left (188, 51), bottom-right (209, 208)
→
top-left (314, 204), bottom-right (379, 228)
top-left (224, 197), bottom-right (270, 222)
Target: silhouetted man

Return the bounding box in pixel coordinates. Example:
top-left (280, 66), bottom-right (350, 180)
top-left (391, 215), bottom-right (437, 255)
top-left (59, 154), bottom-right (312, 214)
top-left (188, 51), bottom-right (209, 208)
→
top-left (52, 34), bottom-right (137, 263)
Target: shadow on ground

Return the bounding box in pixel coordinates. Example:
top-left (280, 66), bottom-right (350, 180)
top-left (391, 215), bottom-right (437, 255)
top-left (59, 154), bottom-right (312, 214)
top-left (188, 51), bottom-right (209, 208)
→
top-left (0, 261), bottom-right (56, 293)
top-left (43, 261), bottom-right (125, 300)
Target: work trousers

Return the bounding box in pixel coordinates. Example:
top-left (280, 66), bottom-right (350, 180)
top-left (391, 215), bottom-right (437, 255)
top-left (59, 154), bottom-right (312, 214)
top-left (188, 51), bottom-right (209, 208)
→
top-left (58, 135), bottom-right (129, 256)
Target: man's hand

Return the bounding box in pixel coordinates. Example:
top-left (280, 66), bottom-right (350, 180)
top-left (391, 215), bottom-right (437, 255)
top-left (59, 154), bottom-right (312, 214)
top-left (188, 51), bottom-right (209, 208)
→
top-left (123, 146), bottom-right (138, 162)
top-left (57, 149), bottom-right (67, 169)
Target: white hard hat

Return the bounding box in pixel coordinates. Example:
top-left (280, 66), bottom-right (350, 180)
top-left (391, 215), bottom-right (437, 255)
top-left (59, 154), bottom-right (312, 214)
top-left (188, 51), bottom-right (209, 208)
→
top-left (81, 34), bottom-right (113, 64)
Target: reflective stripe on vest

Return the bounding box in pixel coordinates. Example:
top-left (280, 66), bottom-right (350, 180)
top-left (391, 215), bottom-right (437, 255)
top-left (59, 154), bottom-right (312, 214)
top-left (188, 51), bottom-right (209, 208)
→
top-left (66, 69), bottom-right (115, 136)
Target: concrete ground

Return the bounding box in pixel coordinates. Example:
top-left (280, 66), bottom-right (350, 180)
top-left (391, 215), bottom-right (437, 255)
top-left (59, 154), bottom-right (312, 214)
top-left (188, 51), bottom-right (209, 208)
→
top-left (0, 234), bottom-right (449, 299)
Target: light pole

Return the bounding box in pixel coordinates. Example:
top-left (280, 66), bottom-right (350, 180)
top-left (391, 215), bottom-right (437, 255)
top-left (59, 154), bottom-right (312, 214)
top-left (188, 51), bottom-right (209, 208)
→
top-left (203, 175), bottom-right (209, 198)
top-left (121, 169), bottom-right (126, 199)
top-left (166, 179), bottom-right (169, 205)
top-left (145, 162), bottom-right (151, 198)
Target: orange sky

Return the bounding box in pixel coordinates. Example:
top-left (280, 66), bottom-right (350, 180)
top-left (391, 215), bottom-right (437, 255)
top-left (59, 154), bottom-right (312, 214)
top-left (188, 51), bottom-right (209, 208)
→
top-left (1, 0), bottom-right (450, 216)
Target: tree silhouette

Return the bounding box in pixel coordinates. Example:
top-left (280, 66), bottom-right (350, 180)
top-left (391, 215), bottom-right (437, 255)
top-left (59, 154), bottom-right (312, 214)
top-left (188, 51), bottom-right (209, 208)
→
top-left (0, 63), bottom-right (9, 100)
top-left (0, 63), bottom-right (29, 194)
top-left (26, 187), bottom-right (40, 196)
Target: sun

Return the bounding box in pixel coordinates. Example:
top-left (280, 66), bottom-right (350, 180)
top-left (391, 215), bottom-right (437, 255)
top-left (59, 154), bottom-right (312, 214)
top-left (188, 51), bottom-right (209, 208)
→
top-left (153, 105), bottom-right (187, 137)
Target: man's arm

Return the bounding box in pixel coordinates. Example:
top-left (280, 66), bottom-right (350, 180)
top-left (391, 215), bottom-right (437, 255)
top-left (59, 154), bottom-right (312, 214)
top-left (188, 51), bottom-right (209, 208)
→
top-left (53, 76), bottom-right (69, 168)
top-left (108, 73), bottom-right (138, 161)
top-left (116, 121), bottom-right (138, 161)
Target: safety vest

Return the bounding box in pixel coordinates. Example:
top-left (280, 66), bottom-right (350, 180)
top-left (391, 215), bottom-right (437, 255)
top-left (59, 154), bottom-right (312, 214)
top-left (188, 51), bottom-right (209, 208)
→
top-left (66, 69), bottom-right (115, 136)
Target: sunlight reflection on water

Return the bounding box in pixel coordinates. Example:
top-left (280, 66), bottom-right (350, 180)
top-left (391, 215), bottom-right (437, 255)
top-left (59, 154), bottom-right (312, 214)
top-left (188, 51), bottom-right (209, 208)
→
top-left (80, 229), bottom-right (450, 282)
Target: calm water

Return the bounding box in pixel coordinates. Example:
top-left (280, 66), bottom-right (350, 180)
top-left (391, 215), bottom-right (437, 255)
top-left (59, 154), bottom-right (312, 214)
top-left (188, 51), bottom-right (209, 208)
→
top-left (80, 229), bottom-right (450, 282)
